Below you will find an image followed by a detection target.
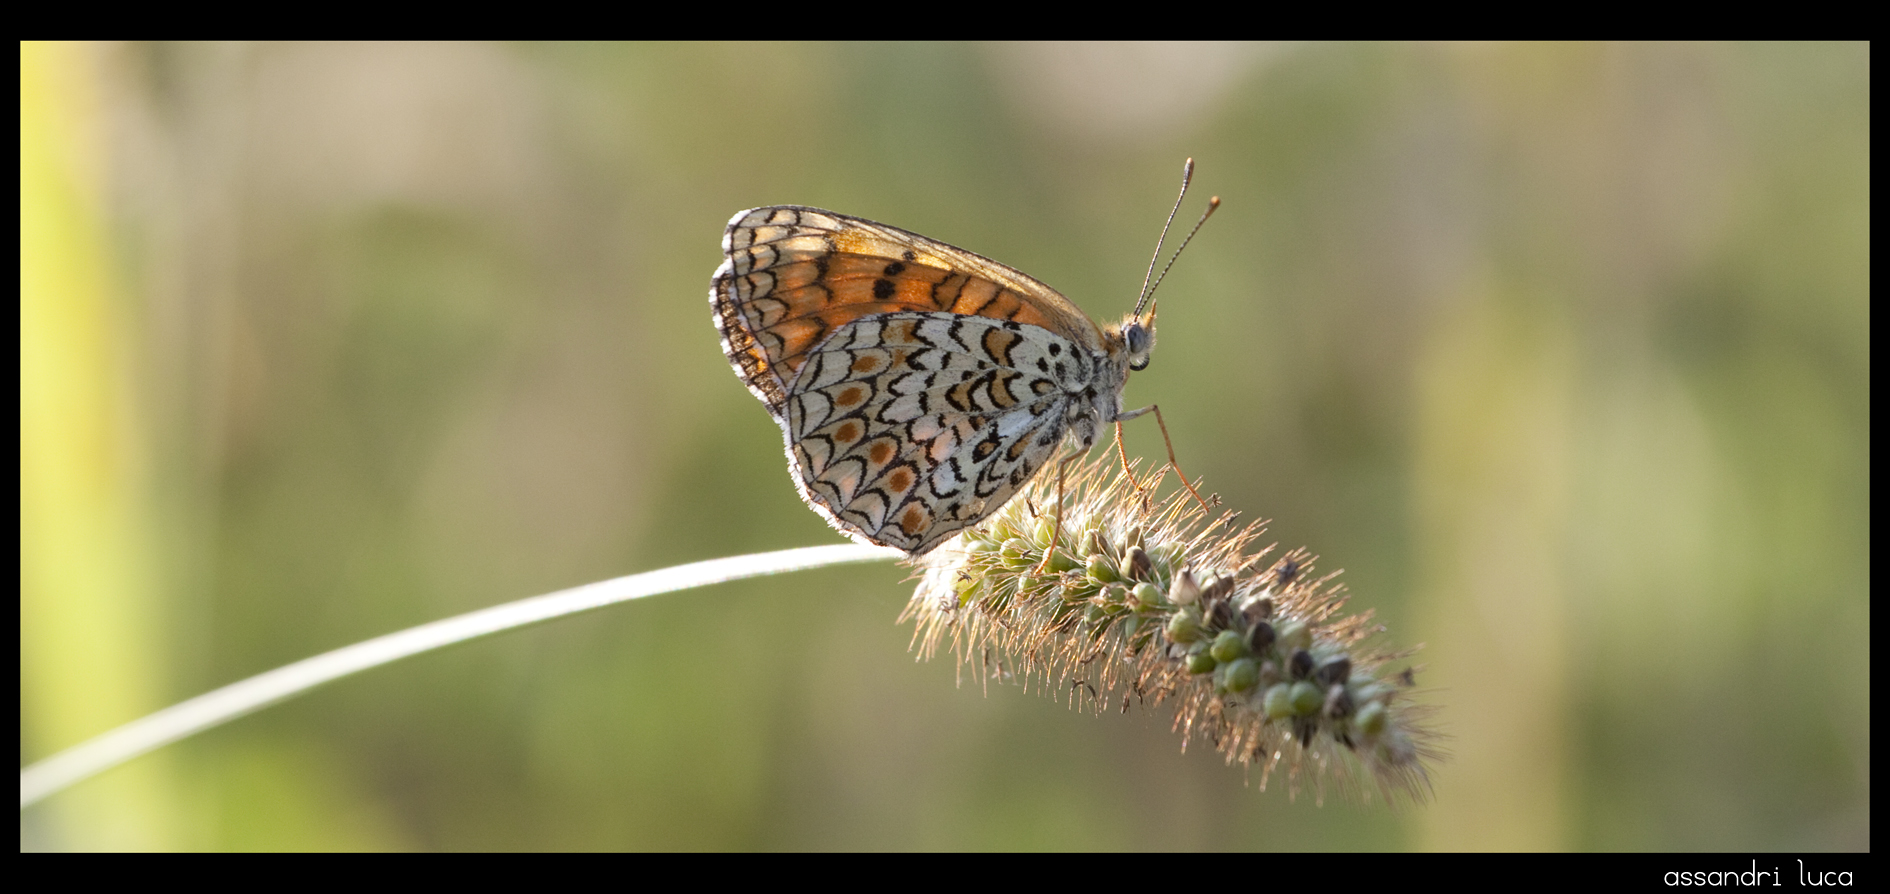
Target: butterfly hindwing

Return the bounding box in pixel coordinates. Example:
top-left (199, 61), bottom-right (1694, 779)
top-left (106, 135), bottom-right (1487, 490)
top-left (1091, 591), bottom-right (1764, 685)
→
top-left (785, 312), bottom-right (1086, 554)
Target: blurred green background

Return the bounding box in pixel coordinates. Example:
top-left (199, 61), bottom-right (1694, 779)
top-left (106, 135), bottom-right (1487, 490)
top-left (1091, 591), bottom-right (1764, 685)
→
top-left (21, 42), bottom-right (1867, 851)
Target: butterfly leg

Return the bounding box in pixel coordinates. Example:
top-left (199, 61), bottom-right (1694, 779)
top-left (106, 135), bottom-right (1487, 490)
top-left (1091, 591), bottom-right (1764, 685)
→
top-left (1113, 421), bottom-right (1145, 493)
top-left (1032, 450), bottom-right (1086, 576)
top-left (1112, 420), bottom-right (1160, 512)
top-left (1116, 403), bottom-right (1214, 515)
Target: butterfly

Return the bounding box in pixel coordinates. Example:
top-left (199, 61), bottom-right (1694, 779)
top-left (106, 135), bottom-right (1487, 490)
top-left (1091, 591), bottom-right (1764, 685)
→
top-left (711, 163), bottom-right (1215, 556)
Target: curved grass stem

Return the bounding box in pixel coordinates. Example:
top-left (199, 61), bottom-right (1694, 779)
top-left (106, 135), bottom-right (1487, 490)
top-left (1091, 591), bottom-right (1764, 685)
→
top-left (20, 543), bottom-right (900, 809)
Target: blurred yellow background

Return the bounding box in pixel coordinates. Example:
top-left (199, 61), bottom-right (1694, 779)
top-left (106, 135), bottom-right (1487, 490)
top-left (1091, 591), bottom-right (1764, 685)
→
top-left (21, 42), bottom-right (1868, 851)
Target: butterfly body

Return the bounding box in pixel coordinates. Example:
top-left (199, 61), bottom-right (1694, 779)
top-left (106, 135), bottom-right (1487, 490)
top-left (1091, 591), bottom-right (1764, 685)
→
top-left (713, 205), bottom-right (1148, 556)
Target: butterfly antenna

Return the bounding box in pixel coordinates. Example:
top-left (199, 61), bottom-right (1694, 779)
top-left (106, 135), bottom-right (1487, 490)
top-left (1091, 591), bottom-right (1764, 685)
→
top-left (1140, 195), bottom-right (1220, 320)
top-left (1134, 158), bottom-right (1196, 319)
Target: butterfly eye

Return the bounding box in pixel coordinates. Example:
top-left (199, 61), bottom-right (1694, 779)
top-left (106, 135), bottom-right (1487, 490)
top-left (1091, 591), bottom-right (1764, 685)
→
top-left (1123, 322), bottom-right (1152, 370)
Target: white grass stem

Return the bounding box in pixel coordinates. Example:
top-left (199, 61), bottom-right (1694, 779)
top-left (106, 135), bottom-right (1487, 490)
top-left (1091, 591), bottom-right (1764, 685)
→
top-left (20, 543), bottom-right (901, 809)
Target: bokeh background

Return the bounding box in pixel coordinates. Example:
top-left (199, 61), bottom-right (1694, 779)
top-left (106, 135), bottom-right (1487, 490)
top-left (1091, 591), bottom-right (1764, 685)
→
top-left (22, 42), bottom-right (1867, 851)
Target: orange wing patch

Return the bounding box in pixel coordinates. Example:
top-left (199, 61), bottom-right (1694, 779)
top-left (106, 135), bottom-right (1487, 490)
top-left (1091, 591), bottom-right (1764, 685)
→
top-left (747, 257), bottom-right (1072, 383)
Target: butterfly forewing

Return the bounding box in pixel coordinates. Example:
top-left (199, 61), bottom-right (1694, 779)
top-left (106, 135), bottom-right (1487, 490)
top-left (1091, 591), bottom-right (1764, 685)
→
top-left (715, 208), bottom-right (1103, 402)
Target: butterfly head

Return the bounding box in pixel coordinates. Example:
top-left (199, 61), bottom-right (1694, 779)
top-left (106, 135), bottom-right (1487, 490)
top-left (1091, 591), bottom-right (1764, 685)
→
top-left (1114, 311), bottom-right (1156, 372)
